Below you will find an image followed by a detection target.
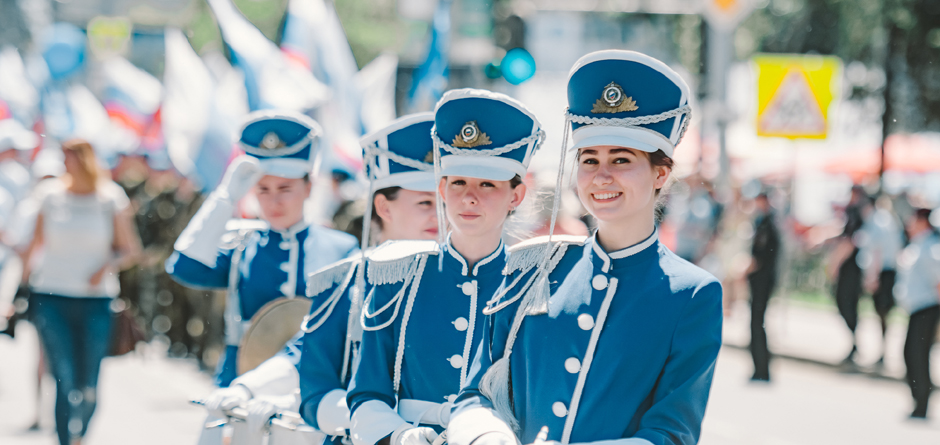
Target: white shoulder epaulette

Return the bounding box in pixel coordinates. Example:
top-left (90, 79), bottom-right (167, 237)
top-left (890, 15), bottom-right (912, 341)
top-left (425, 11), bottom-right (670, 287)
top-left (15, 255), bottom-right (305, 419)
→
top-left (504, 234), bottom-right (587, 276)
top-left (306, 256), bottom-right (362, 298)
top-left (219, 219), bottom-right (270, 248)
top-left (225, 218), bottom-right (270, 232)
top-left (367, 240), bottom-right (440, 286)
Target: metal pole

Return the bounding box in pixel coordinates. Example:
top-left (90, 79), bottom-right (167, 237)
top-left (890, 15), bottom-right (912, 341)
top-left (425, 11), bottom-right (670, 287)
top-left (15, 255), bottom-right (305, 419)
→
top-left (707, 23), bottom-right (733, 200)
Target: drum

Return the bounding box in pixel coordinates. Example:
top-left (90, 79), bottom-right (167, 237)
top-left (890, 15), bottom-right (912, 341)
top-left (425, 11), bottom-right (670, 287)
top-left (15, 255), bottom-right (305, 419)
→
top-left (237, 297), bottom-right (313, 375)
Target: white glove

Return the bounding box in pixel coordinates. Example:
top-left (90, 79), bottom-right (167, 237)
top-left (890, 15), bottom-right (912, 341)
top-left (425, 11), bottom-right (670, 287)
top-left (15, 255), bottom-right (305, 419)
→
top-left (392, 426), bottom-right (439, 445)
top-left (218, 155), bottom-right (264, 202)
top-left (203, 384), bottom-right (251, 418)
top-left (173, 156), bottom-right (263, 267)
top-left (245, 398), bottom-right (279, 436)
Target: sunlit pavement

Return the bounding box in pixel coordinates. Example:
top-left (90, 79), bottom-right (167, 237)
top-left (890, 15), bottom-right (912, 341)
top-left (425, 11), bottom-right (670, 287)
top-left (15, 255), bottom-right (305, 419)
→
top-left (0, 322), bottom-right (213, 445)
top-left (2, 301), bottom-right (939, 445)
top-left (703, 347), bottom-right (940, 445)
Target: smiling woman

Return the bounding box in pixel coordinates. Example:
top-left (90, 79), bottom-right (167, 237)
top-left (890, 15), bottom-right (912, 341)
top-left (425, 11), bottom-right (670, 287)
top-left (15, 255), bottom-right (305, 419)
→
top-left (449, 50), bottom-right (722, 445)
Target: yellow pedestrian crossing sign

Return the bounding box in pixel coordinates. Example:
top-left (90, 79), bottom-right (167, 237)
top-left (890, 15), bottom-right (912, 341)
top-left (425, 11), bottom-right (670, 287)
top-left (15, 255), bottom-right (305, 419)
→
top-left (754, 54), bottom-right (841, 139)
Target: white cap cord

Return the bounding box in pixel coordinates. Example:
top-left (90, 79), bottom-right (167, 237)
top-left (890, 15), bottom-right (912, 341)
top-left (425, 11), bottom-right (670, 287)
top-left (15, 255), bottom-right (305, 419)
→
top-left (565, 104), bottom-right (692, 147)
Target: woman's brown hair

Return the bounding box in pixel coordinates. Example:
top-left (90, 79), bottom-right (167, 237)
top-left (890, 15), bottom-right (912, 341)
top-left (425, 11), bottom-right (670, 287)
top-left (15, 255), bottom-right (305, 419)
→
top-left (61, 138), bottom-right (101, 191)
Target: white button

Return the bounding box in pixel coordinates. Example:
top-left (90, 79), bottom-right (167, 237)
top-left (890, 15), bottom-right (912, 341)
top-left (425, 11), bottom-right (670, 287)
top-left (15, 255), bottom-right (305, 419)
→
top-left (454, 317), bottom-right (469, 331)
top-left (279, 262), bottom-right (292, 272)
top-left (461, 281), bottom-right (476, 296)
top-left (280, 282), bottom-right (294, 296)
top-left (279, 241), bottom-right (291, 250)
top-left (592, 275), bottom-right (608, 291)
top-left (577, 314), bottom-right (595, 331)
top-left (449, 355), bottom-right (464, 369)
top-left (447, 394), bottom-right (457, 403)
top-left (552, 401), bottom-right (567, 418)
top-left (564, 357), bottom-right (581, 374)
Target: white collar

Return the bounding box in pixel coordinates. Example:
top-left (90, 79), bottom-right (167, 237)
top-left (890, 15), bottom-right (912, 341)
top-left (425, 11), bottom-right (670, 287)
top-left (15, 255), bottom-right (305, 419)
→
top-left (273, 219), bottom-right (309, 238)
top-left (446, 232), bottom-right (506, 276)
top-left (591, 228), bottom-right (659, 273)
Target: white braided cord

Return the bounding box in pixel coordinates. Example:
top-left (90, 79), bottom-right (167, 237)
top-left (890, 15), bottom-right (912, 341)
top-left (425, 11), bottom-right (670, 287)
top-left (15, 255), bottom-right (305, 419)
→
top-left (431, 130), bottom-right (545, 158)
top-left (393, 253), bottom-right (429, 393)
top-left (360, 259), bottom-right (419, 331)
top-left (565, 104), bottom-right (692, 146)
top-left (365, 143), bottom-right (434, 172)
top-left (300, 262), bottom-right (358, 333)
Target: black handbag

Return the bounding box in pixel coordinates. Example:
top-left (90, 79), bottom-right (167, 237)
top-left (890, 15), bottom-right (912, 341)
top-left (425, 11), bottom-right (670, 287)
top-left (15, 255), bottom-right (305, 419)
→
top-left (1, 286), bottom-right (31, 339)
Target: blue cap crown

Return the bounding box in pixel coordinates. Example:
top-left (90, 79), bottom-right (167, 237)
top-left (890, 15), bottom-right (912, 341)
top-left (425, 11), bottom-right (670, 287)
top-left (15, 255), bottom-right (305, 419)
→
top-left (567, 50), bottom-right (691, 157)
top-left (360, 112), bottom-right (436, 192)
top-left (238, 110), bottom-right (322, 178)
top-left (433, 89), bottom-right (542, 181)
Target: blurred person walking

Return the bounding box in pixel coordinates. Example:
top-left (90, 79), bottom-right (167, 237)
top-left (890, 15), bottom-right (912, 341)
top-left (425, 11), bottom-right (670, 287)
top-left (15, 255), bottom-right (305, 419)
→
top-left (895, 208), bottom-right (940, 419)
top-left (857, 195), bottom-right (904, 368)
top-left (747, 192), bottom-right (780, 382)
top-left (19, 139), bottom-right (142, 445)
top-left (833, 185), bottom-right (869, 365)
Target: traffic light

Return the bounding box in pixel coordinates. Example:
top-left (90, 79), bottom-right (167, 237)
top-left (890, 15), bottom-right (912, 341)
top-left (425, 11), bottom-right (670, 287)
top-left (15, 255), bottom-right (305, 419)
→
top-left (487, 14), bottom-right (535, 85)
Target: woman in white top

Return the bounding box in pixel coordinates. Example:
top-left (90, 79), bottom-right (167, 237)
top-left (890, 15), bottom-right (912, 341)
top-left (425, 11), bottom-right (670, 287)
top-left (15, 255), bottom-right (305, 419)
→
top-left (20, 138), bottom-right (141, 445)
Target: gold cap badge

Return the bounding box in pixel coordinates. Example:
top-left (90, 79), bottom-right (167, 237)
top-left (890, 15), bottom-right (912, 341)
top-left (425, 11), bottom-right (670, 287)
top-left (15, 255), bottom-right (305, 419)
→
top-left (591, 82), bottom-right (638, 114)
top-left (260, 132), bottom-right (286, 150)
top-left (452, 121), bottom-right (492, 148)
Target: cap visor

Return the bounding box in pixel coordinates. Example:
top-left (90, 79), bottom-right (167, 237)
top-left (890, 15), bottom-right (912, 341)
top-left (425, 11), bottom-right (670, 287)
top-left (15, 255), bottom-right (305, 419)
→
top-left (439, 164), bottom-right (517, 181)
top-left (259, 159), bottom-right (310, 179)
top-left (569, 126), bottom-right (673, 157)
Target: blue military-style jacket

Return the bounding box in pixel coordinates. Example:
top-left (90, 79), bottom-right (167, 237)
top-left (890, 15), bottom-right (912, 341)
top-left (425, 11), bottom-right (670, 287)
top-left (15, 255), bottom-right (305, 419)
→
top-left (166, 220), bottom-right (358, 385)
top-left (452, 231), bottom-right (722, 445)
top-left (346, 237), bottom-right (507, 445)
top-left (297, 255), bottom-right (367, 435)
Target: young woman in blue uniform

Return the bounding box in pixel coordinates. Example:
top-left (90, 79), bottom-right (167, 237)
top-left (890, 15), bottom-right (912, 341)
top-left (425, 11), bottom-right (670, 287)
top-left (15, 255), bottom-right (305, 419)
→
top-left (448, 50), bottom-right (723, 445)
top-left (297, 112), bottom-right (442, 439)
top-left (347, 89), bottom-right (544, 445)
top-left (166, 110), bottom-right (359, 388)
top-left (194, 113), bottom-right (443, 443)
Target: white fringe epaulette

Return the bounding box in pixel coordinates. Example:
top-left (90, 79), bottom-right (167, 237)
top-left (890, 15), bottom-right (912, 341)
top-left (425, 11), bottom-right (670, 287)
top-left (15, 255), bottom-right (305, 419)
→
top-left (306, 257), bottom-right (361, 298)
top-left (366, 239), bottom-right (440, 286)
top-left (503, 234), bottom-right (587, 276)
top-left (483, 235), bottom-right (586, 316)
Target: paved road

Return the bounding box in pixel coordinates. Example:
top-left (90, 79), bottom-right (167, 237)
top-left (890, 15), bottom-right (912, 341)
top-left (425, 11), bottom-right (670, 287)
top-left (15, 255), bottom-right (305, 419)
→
top-left (702, 347), bottom-right (940, 445)
top-left (2, 303), bottom-right (939, 445)
top-left (0, 323), bottom-right (214, 445)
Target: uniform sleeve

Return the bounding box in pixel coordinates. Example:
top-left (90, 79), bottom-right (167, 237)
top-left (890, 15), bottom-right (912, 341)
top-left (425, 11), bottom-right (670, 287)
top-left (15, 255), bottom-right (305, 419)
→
top-left (164, 249), bottom-right (233, 290)
top-left (632, 280), bottom-right (723, 445)
top-left (299, 290), bottom-right (353, 434)
top-left (346, 283), bottom-right (409, 445)
top-left (449, 276), bottom-right (522, 445)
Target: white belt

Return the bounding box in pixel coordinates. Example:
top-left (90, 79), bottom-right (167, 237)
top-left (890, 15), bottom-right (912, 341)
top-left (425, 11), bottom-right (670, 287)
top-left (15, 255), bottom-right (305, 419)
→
top-left (398, 399), bottom-right (452, 427)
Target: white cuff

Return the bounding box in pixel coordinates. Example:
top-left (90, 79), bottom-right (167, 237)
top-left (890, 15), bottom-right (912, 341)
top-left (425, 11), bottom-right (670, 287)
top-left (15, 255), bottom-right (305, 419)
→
top-left (231, 355), bottom-right (299, 397)
top-left (316, 389), bottom-right (350, 436)
top-left (174, 193), bottom-right (234, 267)
top-left (446, 407), bottom-right (517, 445)
top-left (350, 400), bottom-right (408, 445)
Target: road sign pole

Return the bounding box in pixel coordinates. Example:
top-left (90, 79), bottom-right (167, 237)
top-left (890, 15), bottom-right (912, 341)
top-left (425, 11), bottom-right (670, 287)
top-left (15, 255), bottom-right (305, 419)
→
top-left (707, 23), bottom-right (734, 200)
